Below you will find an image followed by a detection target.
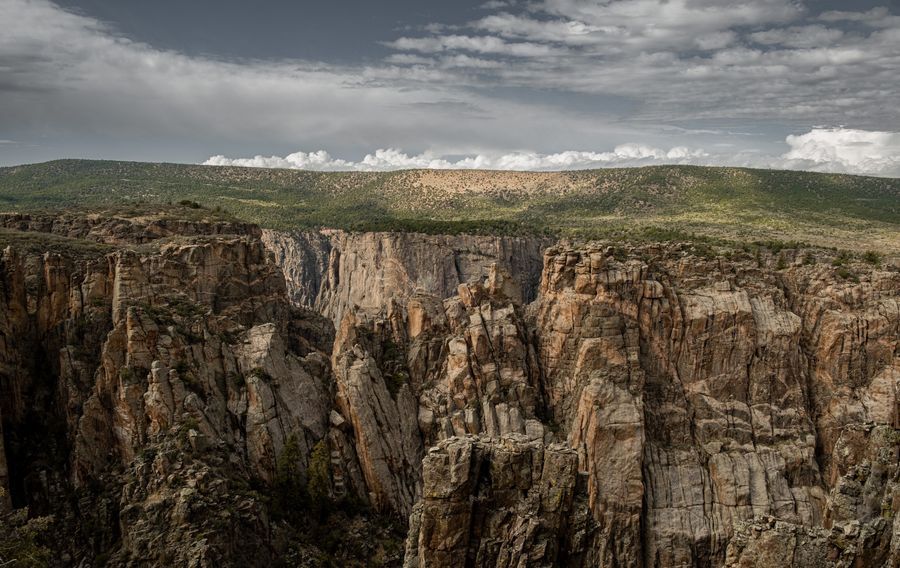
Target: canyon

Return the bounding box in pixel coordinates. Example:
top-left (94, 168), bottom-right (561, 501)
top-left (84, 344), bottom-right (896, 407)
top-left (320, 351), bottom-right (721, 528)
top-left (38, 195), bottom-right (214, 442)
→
top-left (0, 208), bottom-right (897, 567)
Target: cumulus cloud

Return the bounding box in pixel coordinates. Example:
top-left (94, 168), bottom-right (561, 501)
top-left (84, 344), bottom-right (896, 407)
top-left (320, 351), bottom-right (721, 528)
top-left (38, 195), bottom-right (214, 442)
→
top-left (206, 128), bottom-right (900, 177)
top-left (204, 151), bottom-right (355, 171)
top-left (204, 144), bottom-right (709, 172)
top-left (780, 128), bottom-right (900, 176)
top-left (481, 0), bottom-right (514, 9)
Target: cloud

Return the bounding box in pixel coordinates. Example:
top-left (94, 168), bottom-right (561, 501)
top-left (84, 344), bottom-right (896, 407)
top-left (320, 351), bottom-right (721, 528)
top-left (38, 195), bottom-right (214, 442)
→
top-left (382, 0), bottom-right (900, 128)
top-left (204, 144), bottom-right (709, 172)
top-left (780, 127), bottom-right (900, 176)
top-left (1, 0), bottom-right (638, 163)
top-left (749, 25), bottom-right (844, 48)
top-left (384, 35), bottom-right (564, 57)
top-left (207, 128), bottom-right (900, 177)
top-left (534, 0), bottom-right (803, 50)
top-left (819, 7), bottom-right (900, 28)
top-left (481, 1), bottom-right (513, 9)
top-left (3, 0), bottom-right (900, 174)
top-left (204, 151), bottom-right (355, 171)
top-left (472, 13), bottom-right (607, 45)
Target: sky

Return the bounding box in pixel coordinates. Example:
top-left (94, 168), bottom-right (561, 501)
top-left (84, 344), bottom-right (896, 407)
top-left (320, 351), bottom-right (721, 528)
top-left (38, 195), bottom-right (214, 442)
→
top-left (2, 0), bottom-right (900, 175)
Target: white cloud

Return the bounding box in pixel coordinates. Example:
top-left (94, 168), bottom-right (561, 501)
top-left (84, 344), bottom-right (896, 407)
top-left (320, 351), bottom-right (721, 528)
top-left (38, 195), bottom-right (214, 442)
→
top-left (472, 13), bottom-right (607, 45)
top-left (538, 0), bottom-right (803, 50)
top-left (750, 25), bottom-right (844, 48)
top-left (2, 0), bottom-right (646, 162)
top-left (481, 0), bottom-right (513, 9)
top-left (780, 127), bottom-right (900, 175)
top-left (384, 35), bottom-right (564, 57)
top-left (694, 31), bottom-right (738, 51)
top-left (206, 128), bottom-right (900, 177)
top-left (204, 151), bottom-right (355, 171)
top-left (819, 7), bottom-right (900, 28)
top-left (204, 144), bottom-right (710, 172)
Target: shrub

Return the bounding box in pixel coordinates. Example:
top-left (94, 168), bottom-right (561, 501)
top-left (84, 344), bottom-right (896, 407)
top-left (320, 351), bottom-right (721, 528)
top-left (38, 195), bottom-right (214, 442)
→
top-left (835, 267), bottom-right (859, 282)
top-left (174, 360), bottom-right (190, 376)
top-left (227, 371), bottom-right (245, 389)
top-left (118, 367), bottom-right (132, 382)
top-left (0, 489), bottom-right (53, 568)
top-left (174, 361), bottom-right (204, 397)
top-left (306, 440), bottom-right (332, 514)
top-left (831, 251), bottom-right (851, 267)
top-left (862, 250), bottom-right (882, 266)
top-left (273, 434), bottom-right (308, 521)
top-left (384, 372), bottom-right (408, 398)
top-left (248, 367), bottom-right (272, 382)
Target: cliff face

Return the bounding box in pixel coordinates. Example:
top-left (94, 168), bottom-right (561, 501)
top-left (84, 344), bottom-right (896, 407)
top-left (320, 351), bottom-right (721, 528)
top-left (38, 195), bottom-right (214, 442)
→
top-left (527, 245), bottom-right (898, 566)
top-left (0, 214), bottom-right (337, 565)
top-left (262, 229), bottom-right (552, 326)
top-left (0, 213), bottom-right (897, 567)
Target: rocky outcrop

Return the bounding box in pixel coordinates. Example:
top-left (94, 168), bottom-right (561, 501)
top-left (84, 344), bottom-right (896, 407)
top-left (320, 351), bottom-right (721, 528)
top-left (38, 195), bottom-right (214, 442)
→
top-left (260, 229), bottom-right (331, 307)
top-left (414, 265), bottom-right (546, 446)
top-left (0, 210), bottom-right (260, 245)
top-left (526, 244), bottom-right (899, 567)
top-left (331, 310), bottom-right (423, 516)
top-left (403, 435), bottom-right (590, 568)
top-left (404, 243), bottom-right (899, 568)
top-left (723, 425), bottom-right (899, 567)
top-left (70, 236), bottom-right (333, 489)
top-left (263, 229), bottom-right (551, 325)
top-left (0, 216), bottom-right (339, 564)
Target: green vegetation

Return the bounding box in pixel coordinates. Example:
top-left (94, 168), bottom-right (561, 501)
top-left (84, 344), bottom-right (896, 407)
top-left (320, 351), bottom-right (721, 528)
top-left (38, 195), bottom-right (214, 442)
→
top-left (0, 227), bottom-right (113, 258)
top-left (306, 440), bottom-right (331, 513)
top-left (271, 436), bottom-right (403, 567)
top-left (835, 267), bottom-right (859, 282)
top-left (118, 366), bottom-right (138, 384)
top-left (248, 367), bottom-right (273, 382)
top-left (831, 251), bottom-right (852, 267)
top-left (0, 489), bottom-right (53, 568)
top-left (776, 253), bottom-right (787, 270)
top-left (863, 250), bottom-right (882, 266)
top-left (380, 338), bottom-right (409, 399)
top-left (273, 434), bottom-right (307, 521)
top-left (0, 159), bottom-right (896, 252)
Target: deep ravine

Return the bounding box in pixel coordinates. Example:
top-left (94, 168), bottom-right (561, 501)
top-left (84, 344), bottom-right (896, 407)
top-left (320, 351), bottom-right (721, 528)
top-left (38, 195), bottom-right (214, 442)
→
top-left (0, 212), bottom-right (897, 567)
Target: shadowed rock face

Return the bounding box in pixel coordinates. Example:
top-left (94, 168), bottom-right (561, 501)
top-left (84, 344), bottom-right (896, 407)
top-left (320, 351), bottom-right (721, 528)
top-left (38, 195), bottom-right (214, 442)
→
top-left (0, 216), bottom-right (336, 565)
top-left (262, 229), bottom-right (552, 326)
top-left (0, 213), bottom-right (897, 567)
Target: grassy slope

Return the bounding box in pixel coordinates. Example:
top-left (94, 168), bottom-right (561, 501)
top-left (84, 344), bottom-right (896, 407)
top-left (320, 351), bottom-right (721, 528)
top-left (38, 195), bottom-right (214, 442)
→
top-left (0, 159), bottom-right (897, 252)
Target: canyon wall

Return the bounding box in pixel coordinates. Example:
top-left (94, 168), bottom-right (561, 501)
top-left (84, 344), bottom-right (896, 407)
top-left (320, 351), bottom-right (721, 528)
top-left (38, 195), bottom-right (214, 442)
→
top-left (0, 214), bottom-right (897, 566)
top-left (261, 229), bottom-right (551, 325)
